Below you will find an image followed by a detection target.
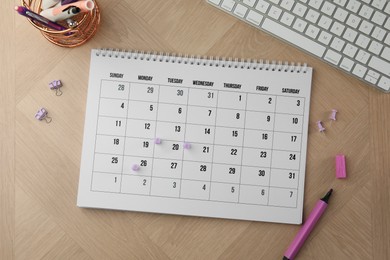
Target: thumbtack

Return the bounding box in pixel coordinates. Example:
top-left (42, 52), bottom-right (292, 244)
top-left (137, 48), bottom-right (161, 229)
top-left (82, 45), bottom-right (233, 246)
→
top-left (49, 80), bottom-right (63, 96)
top-left (183, 142), bottom-right (191, 150)
top-left (316, 121), bottom-right (325, 132)
top-left (154, 137), bottom-right (162, 144)
top-left (132, 164), bottom-right (140, 172)
top-left (35, 107), bottom-right (52, 123)
top-left (329, 109), bottom-right (338, 121)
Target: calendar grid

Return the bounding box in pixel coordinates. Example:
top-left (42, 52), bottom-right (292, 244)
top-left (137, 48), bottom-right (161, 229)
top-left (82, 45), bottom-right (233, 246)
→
top-left (148, 84), bottom-right (160, 196)
top-left (295, 97), bottom-right (306, 209)
top-left (266, 95), bottom-right (278, 206)
top-left (237, 93), bottom-right (248, 204)
top-left (207, 89), bottom-right (219, 201)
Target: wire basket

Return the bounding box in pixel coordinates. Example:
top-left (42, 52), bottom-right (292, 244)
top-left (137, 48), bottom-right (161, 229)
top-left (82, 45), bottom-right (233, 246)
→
top-left (21, 0), bottom-right (100, 47)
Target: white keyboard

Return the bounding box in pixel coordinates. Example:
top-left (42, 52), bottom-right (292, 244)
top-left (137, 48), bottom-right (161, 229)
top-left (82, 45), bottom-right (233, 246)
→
top-left (207, 0), bottom-right (390, 92)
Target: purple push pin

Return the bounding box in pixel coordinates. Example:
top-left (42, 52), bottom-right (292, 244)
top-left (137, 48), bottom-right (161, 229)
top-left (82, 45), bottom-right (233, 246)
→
top-left (329, 109), bottom-right (338, 121)
top-left (183, 142), bottom-right (191, 150)
top-left (317, 120), bottom-right (325, 133)
top-left (49, 80), bottom-right (63, 96)
top-left (132, 164), bottom-right (140, 172)
top-left (35, 107), bottom-right (52, 123)
top-left (154, 137), bottom-right (162, 144)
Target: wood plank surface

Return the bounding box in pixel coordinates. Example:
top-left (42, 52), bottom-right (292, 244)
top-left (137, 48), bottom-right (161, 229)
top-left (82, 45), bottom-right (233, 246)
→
top-left (2, 0), bottom-right (390, 259)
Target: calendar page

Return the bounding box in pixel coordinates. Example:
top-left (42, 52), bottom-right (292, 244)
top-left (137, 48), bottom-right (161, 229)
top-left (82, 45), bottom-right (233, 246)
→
top-left (77, 49), bottom-right (313, 224)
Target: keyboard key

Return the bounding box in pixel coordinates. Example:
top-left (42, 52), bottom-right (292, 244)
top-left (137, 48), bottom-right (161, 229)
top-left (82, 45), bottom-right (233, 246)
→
top-left (356, 34), bottom-right (371, 48)
top-left (243, 0), bottom-right (257, 7)
top-left (359, 5), bottom-right (374, 19)
top-left (346, 0), bottom-right (361, 13)
top-left (372, 11), bottom-right (386, 25)
top-left (367, 70), bottom-right (380, 80)
top-left (262, 18), bottom-right (326, 57)
top-left (334, 0), bottom-right (347, 7)
top-left (385, 2), bottom-right (390, 14)
top-left (255, 0), bottom-right (269, 13)
top-left (385, 34), bottom-right (390, 45)
top-left (378, 76), bottom-right (390, 91)
top-left (343, 28), bottom-right (358, 42)
top-left (268, 6), bottom-right (282, 20)
top-left (346, 14), bottom-right (361, 28)
top-left (330, 22), bottom-right (345, 36)
top-left (385, 18), bottom-right (390, 30)
top-left (368, 56), bottom-right (390, 76)
top-left (321, 2), bottom-right (336, 16)
top-left (308, 0), bottom-right (323, 9)
top-left (368, 41), bottom-right (383, 55)
top-left (318, 31), bottom-right (332, 45)
top-left (372, 0), bottom-right (386, 10)
top-left (334, 8), bottom-right (348, 22)
top-left (343, 43), bottom-right (358, 58)
top-left (209, 0), bottom-right (222, 5)
top-left (246, 10), bottom-right (263, 25)
top-left (371, 27), bottom-right (386, 41)
top-left (352, 64), bottom-right (367, 78)
top-left (269, 0), bottom-right (280, 4)
top-left (293, 3), bottom-right (307, 17)
top-left (330, 37), bottom-right (345, 52)
top-left (382, 47), bottom-right (390, 62)
top-left (221, 0), bottom-right (235, 11)
top-left (340, 57), bottom-right (354, 71)
top-left (324, 49), bottom-right (342, 65)
top-left (306, 9), bottom-right (320, 23)
top-left (234, 4), bottom-right (248, 18)
top-left (356, 50), bottom-right (371, 63)
top-left (293, 18), bottom-right (307, 32)
top-left (365, 74), bottom-right (378, 84)
top-left (280, 0), bottom-right (294, 11)
top-left (359, 20), bottom-right (374, 35)
top-left (280, 12), bottom-right (295, 26)
top-left (305, 24), bottom-right (320, 39)
top-left (318, 15), bottom-right (332, 30)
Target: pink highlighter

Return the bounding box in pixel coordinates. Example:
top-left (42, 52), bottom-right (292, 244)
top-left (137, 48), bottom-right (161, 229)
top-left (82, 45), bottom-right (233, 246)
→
top-left (283, 189), bottom-right (333, 260)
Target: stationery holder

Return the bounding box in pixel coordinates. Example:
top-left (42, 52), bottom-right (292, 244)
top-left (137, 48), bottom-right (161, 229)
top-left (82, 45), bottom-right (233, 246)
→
top-left (21, 0), bottom-right (100, 48)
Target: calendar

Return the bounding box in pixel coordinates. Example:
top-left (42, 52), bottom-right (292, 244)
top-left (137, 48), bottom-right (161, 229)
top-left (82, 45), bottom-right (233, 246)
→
top-left (77, 49), bottom-right (313, 224)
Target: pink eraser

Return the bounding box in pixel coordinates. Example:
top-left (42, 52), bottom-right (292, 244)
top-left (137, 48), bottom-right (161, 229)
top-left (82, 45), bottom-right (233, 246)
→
top-left (336, 154), bottom-right (347, 179)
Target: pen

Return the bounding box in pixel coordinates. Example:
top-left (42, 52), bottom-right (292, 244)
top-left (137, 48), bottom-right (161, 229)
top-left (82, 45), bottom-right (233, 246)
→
top-left (14, 6), bottom-right (67, 31)
top-left (283, 189), bottom-right (333, 260)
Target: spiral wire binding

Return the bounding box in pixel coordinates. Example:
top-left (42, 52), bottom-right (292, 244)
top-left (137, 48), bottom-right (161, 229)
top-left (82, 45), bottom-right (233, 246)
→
top-left (95, 49), bottom-right (308, 73)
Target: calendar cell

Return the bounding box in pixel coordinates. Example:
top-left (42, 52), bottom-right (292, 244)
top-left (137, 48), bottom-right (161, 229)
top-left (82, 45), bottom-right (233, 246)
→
top-left (99, 98), bottom-right (129, 118)
top-left (270, 169), bottom-right (299, 189)
top-left (274, 114), bottom-right (303, 133)
top-left (239, 185), bottom-right (269, 205)
top-left (127, 100), bottom-right (157, 120)
top-left (97, 116), bottom-right (126, 136)
top-left (272, 132), bottom-right (302, 151)
top-left (129, 83), bottom-right (159, 102)
top-left (153, 140), bottom-right (183, 160)
top-left (210, 183), bottom-right (239, 203)
top-left (213, 146), bottom-right (242, 165)
top-left (271, 151), bottom-right (300, 170)
top-left (217, 91), bottom-right (246, 110)
top-left (126, 119), bottom-right (156, 138)
top-left (246, 94), bottom-right (276, 112)
top-left (152, 159), bottom-right (182, 179)
top-left (211, 164), bottom-right (241, 184)
top-left (240, 166), bottom-right (270, 186)
top-left (268, 187), bottom-right (297, 207)
top-left (186, 106), bottom-right (217, 125)
top-left (243, 129), bottom-right (273, 149)
top-left (188, 89), bottom-right (217, 107)
top-left (100, 80), bottom-right (130, 99)
top-left (184, 124), bottom-right (215, 144)
top-left (180, 180), bottom-right (210, 200)
top-left (242, 148), bottom-right (271, 167)
top-left (155, 122), bottom-right (185, 141)
top-left (214, 127), bottom-right (244, 146)
top-left (182, 161), bottom-right (212, 181)
top-left (159, 85), bottom-right (189, 104)
top-left (150, 177), bottom-right (180, 198)
top-left (216, 108), bottom-right (245, 128)
top-left (244, 111), bottom-right (274, 131)
top-left (121, 175), bottom-right (151, 195)
top-left (123, 156), bottom-right (153, 176)
top-left (95, 135), bottom-right (125, 155)
top-left (91, 172), bottom-right (121, 192)
top-left (275, 96), bottom-right (304, 115)
top-left (183, 143), bottom-right (214, 163)
top-left (157, 103), bottom-right (187, 123)
top-left (93, 153), bottom-right (123, 174)
top-left (124, 137), bottom-right (154, 157)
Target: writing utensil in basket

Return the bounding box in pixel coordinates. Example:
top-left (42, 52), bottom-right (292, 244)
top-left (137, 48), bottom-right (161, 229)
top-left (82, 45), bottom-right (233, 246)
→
top-left (15, 6), bottom-right (66, 31)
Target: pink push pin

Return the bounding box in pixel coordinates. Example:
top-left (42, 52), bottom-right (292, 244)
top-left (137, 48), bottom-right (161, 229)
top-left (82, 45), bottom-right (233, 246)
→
top-left (183, 142), bottom-right (191, 150)
top-left (132, 164), bottom-right (140, 172)
top-left (49, 80), bottom-right (63, 96)
top-left (329, 109), bottom-right (338, 121)
top-left (317, 120), bottom-right (325, 133)
top-left (154, 138), bottom-right (162, 144)
top-left (335, 154), bottom-right (347, 179)
top-left (35, 107), bottom-right (52, 123)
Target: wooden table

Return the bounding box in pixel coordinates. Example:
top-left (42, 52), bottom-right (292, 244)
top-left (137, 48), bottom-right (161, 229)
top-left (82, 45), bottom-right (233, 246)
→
top-left (2, 0), bottom-right (389, 259)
